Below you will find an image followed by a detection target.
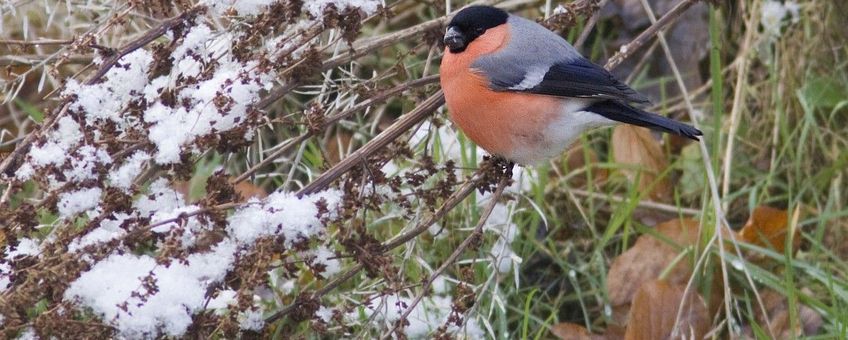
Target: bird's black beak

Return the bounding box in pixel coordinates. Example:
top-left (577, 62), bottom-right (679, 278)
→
top-left (444, 26), bottom-right (466, 53)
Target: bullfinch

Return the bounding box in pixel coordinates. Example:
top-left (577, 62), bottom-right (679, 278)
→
top-left (439, 6), bottom-right (702, 165)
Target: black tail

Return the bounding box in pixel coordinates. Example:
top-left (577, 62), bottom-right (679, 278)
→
top-left (586, 100), bottom-right (702, 140)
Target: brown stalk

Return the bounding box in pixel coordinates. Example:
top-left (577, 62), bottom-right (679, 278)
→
top-left (233, 75), bottom-right (440, 184)
top-left (382, 166), bottom-right (513, 339)
top-left (0, 39), bottom-right (75, 46)
top-left (264, 161), bottom-right (501, 324)
top-left (0, 6), bottom-right (204, 177)
top-left (296, 91), bottom-right (445, 197)
top-left (0, 55), bottom-right (93, 66)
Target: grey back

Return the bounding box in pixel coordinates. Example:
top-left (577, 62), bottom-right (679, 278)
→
top-left (471, 15), bottom-right (581, 91)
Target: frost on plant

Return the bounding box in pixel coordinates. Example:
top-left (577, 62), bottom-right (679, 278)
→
top-left (0, 0), bottom-right (532, 338)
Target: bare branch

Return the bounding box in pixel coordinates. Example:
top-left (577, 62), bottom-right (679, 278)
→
top-left (382, 166), bottom-right (512, 339)
top-left (604, 0), bottom-right (699, 70)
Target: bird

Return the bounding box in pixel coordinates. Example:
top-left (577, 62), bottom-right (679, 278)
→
top-left (439, 5), bottom-right (702, 165)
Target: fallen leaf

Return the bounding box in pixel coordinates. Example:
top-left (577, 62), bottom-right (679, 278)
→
top-left (551, 322), bottom-right (599, 340)
top-left (551, 322), bottom-right (623, 340)
top-left (607, 219), bottom-right (701, 308)
top-left (325, 129), bottom-right (354, 165)
top-left (624, 280), bottom-right (710, 340)
top-left (738, 206), bottom-right (800, 255)
top-left (174, 177), bottom-right (267, 203)
top-left (612, 125), bottom-right (672, 203)
top-left (234, 180), bottom-right (267, 200)
top-left (742, 289), bottom-right (823, 338)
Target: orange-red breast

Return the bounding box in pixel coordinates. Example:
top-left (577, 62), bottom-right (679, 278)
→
top-left (439, 6), bottom-right (701, 165)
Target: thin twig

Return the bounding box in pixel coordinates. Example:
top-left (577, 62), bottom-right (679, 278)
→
top-left (0, 55), bottom-right (92, 66)
top-left (233, 75), bottom-right (439, 184)
top-left (264, 162), bottom-right (499, 324)
top-left (0, 6), bottom-right (204, 177)
top-left (381, 170), bottom-right (487, 251)
top-left (85, 7), bottom-right (204, 84)
top-left (720, 1), bottom-right (758, 211)
top-left (574, 0), bottom-right (609, 48)
top-left (570, 188), bottom-right (701, 215)
top-left (605, 0), bottom-right (698, 70)
top-left (0, 38), bottom-right (74, 46)
top-left (296, 91), bottom-right (445, 197)
top-left (381, 166), bottom-right (513, 339)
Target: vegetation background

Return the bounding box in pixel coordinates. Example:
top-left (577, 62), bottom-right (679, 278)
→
top-left (0, 0), bottom-right (846, 338)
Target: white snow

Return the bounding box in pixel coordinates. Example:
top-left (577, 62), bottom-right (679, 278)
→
top-left (207, 289), bottom-right (237, 310)
top-left (27, 141), bottom-right (66, 167)
top-left (149, 205), bottom-right (207, 248)
top-left (311, 245), bottom-right (341, 276)
top-left (67, 145), bottom-right (112, 183)
top-left (204, 0), bottom-right (276, 16)
top-left (68, 213), bottom-right (131, 253)
top-left (65, 49), bottom-right (153, 127)
top-left (108, 151), bottom-right (151, 189)
top-left (15, 328), bottom-right (38, 340)
top-left (64, 184), bottom-right (343, 337)
top-left (134, 178), bottom-right (186, 217)
top-left (239, 305), bottom-right (265, 331)
top-left (362, 294), bottom-right (484, 339)
top-left (64, 240), bottom-right (236, 338)
top-left (57, 187), bottom-right (102, 217)
top-left (553, 4), bottom-right (569, 15)
top-left (7, 238), bottom-right (40, 258)
top-left (53, 115), bottom-right (84, 147)
top-left (143, 28), bottom-right (272, 164)
top-left (303, 0), bottom-right (383, 17)
top-left (19, 115), bottom-right (85, 181)
top-left (315, 306), bottom-right (333, 323)
top-left (0, 265), bottom-right (10, 292)
top-left (227, 189), bottom-right (342, 246)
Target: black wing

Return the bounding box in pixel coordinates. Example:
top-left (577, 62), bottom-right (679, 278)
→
top-left (585, 100), bottom-right (702, 140)
top-left (523, 58), bottom-right (650, 104)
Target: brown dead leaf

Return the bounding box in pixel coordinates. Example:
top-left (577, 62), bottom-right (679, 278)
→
top-left (624, 280), bottom-right (710, 340)
top-left (607, 219), bottom-right (701, 308)
top-left (551, 322), bottom-right (599, 340)
top-left (612, 125), bottom-right (672, 203)
top-left (234, 180), bottom-right (267, 200)
top-left (174, 177), bottom-right (266, 203)
top-left (551, 322), bottom-right (623, 340)
top-left (173, 180), bottom-right (191, 200)
top-left (325, 129), bottom-right (354, 165)
top-left (742, 289), bottom-right (823, 338)
top-left (738, 206), bottom-right (800, 255)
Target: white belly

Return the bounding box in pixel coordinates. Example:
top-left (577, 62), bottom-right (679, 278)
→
top-left (507, 100), bottom-right (616, 165)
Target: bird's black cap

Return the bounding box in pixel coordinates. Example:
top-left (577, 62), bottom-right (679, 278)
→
top-left (445, 6), bottom-right (509, 53)
top-left (448, 6), bottom-right (509, 31)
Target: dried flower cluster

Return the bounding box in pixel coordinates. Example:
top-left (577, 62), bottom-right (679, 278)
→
top-left (0, 0), bottom-right (569, 338)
